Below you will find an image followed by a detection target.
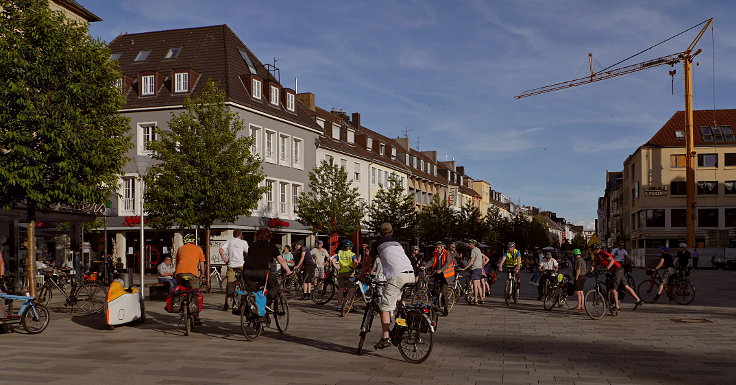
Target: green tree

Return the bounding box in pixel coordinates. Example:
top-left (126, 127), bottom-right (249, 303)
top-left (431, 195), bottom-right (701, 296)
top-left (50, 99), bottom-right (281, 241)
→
top-left (417, 196), bottom-right (457, 245)
top-left (0, 0), bottom-right (131, 295)
top-left (295, 158), bottom-right (364, 237)
top-left (483, 206), bottom-right (507, 249)
top-left (456, 203), bottom-right (487, 242)
top-left (366, 175), bottom-right (415, 239)
top-left (144, 80), bottom-right (265, 279)
top-left (570, 233), bottom-right (588, 251)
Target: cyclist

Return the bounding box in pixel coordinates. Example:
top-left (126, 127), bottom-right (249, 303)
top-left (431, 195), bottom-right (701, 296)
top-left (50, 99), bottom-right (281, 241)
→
top-left (537, 252), bottom-right (558, 301)
top-left (652, 246), bottom-right (676, 302)
top-left (430, 242), bottom-right (455, 293)
top-left (408, 245), bottom-right (423, 283)
top-left (675, 243), bottom-right (691, 276)
top-left (357, 223), bottom-right (414, 350)
top-left (243, 228), bottom-right (292, 312)
top-left (174, 234), bottom-right (205, 325)
top-left (219, 229), bottom-right (249, 311)
top-left (589, 244), bottom-right (644, 311)
top-left (332, 240), bottom-right (358, 312)
top-left (498, 241), bottom-right (522, 286)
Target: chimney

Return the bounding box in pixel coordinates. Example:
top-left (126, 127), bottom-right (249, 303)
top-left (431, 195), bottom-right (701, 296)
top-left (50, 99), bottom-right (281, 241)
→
top-left (296, 92), bottom-right (316, 112)
top-left (457, 166), bottom-right (465, 176)
top-left (351, 112), bottom-right (361, 128)
top-left (394, 137), bottom-right (409, 150)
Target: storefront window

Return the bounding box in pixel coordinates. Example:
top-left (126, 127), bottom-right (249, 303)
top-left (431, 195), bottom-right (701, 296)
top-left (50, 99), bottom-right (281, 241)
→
top-left (698, 208), bottom-right (719, 227)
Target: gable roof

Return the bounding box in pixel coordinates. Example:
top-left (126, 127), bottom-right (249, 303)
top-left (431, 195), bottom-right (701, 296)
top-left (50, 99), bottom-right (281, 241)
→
top-left (108, 25), bottom-right (319, 131)
top-left (52, 0), bottom-right (101, 22)
top-left (645, 109), bottom-right (736, 147)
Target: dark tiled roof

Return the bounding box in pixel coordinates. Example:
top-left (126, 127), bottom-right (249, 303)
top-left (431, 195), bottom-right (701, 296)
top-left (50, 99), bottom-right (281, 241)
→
top-left (108, 25), bottom-right (320, 131)
top-left (459, 185), bottom-right (482, 198)
top-left (645, 109), bottom-right (736, 147)
top-left (407, 148), bottom-right (446, 185)
top-left (53, 0), bottom-right (101, 22)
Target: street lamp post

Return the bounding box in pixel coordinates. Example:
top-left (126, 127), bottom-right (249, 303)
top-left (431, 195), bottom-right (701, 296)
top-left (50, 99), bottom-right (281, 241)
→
top-left (134, 157), bottom-right (149, 298)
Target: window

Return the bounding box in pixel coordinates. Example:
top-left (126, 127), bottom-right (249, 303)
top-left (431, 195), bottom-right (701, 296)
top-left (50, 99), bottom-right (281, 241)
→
top-left (367, 137), bottom-right (373, 151)
top-left (265, 180), bottom-right (275, 212)
top-left (391, 147), bottom-right (397, 159)
top-left (316, 118), bottom-right (325, 129)
top-left (371, 167), bottom-right (376, 185)
top-left (279, 134), bottom-right (290, 165)
top-left (347, 130), bottom-right (355, 144)
top-left (286, 93), bottom-right (295, 111)
top-left (726, 181), bottom-right (736, 194)
top-left (413, 157), bottom-right (417, 168)
top-left (270, 86), bottom-right (279, 106)
top-left (264, 130), bottom-right (275, 163)
top-left (644, 209), bottom-right (665, 227)
top-left (325, 154), bottom-right (333, 164)
top-left (341, 158), bottom-right (347, 170)
top-left (419, 160), bottom-right (424, 171)
top-left (379, 143), bottom-right (385, 156)
top-left (631, 213), bottom-right (638, 230)
top-left (697, 181), bottom-right (718, 195)
top-left (670, 181), bottom-right (686, 195)
top-left (174, 72), bottom-right (188, 93)
top-left (249, 125), bottom-right (262, 156)
top-left (698, 208), bottom-right (718, 227)
top-left (701, 126), bottom-right (736, 142)
top-left (378, 169), bottom-right (383, 186)
top-left (292, 137), bottom-right (303, 168)
top-left (164, 47), bottom-right (181, 59)
top-left (671, 209), bottom-right (687, 227)
top-left (141, 75), bottom-right (155, 95)
top-left (110, 53), bottom-right (122, 61)
top-left (670, 154), bottom-right (686, 168)
top-left (121, 177), bottom-right (136, 214)
top-left (725, 208), bottom-right (736, 227)
top-left (384, 170), bottom-right (389, 186)
top-left (725, 153), bottom-right (736, 166)
top-left (134, 50), bottom-right (150, 62)
top-left (353, 162), bottom-right (360, 181)
top-left (331, 124), bottom-right (340, 140)
top-left (292, 185), bottom-right (301, 213)
top-left (415, 190), bottom-right (420, 203)
top-left (279, 182), bottom-right (289, 214)
top-left (252, 79), bottom-right (262, 100)
top-left (674, 130), bottom-right (685, 138)
top-left (724, 126), bottom-right (736, 140)
top-left (698, 153), bottom-right (718, 167)
top-left (238, 49), bottom-right (257, 74)
top-left (137, 123), bottom-right (157, 155)
top-left (701, 126), bottom-right (713, 141)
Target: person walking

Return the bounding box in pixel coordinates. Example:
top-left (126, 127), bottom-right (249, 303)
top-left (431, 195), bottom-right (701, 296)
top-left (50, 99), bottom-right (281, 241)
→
top-left (692, 248), bottom-right (700, 270)
top-left (218, 229), bottom-right (248, 311)
top-left (611, 241), bottom-right (632, 272)
top-left (572, 249), bottom-right (586, 310)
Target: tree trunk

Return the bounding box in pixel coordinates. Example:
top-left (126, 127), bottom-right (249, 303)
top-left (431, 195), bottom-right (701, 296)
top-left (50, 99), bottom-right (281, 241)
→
top-left (26, 205), bottom-right (36, 297)
top-left (204, 226), bottom-right (211, 293)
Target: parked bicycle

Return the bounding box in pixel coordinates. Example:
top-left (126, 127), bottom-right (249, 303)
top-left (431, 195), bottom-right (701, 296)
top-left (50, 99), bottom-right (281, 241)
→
top-left (412, 271), bottom-right (453, 316)
top-left (543, 273), bottom-right (571, 311)
top-left (637, 268), bottom-right (695, 305)
top-left (0, 278), bottom-right (50, 334)
top-left (200, 265), bottom-right (226, 292)
top-left (37, 269), bottom-right (106, 314)
top-left (236, 271), bottom-right (289, 341)
top-left (583, 270), bottom-right (618, 320)
top-left (449, 270), bottom-right (473, 305)
top-left (355, 275), bottom-right (435, 364)
top-left (312, 264), bottom-right (337, 305)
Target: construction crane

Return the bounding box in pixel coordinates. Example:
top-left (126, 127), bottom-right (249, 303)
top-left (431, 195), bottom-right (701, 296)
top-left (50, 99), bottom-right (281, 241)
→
top-left (516, 18), bottom-right (713, 249)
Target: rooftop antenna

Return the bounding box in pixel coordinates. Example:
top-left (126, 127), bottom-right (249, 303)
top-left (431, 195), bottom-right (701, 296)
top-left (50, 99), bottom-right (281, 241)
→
top-left (263, 57), bottom-right (281, 82)
top-left (295, 77), bottom-right (298, 93)
top-left (416, 136), bottom-right (421, 150)
top-left (402, 125), bottom-right (414, 138)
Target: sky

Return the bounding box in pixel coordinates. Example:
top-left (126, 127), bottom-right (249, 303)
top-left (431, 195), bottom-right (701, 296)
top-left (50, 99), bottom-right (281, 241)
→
top-left (86, 0), bottom-right (736, 230)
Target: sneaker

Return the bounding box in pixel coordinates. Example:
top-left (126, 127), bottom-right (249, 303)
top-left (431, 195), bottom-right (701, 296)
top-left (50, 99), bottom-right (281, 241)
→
top-left (335, 306), bottom-right (342, 312)
top-left (374, 338), bottom-right (391, 350)
top-left (634, 300), bottom-right (643, 310)
top-left (653, 294), bottom-right (661, 302)
top-left (611, 306), bottom-right (620, 313)
top-left (222, 303), bottom-right (229, 311)
top-left (529, 281), bottom-right (538, 286)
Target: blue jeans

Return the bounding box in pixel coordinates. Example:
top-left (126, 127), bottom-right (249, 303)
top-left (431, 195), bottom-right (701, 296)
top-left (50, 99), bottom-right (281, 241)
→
top-left (530, 271), bottom-right (541, 283)
top-left (158, 277), bottom-right (177, 293)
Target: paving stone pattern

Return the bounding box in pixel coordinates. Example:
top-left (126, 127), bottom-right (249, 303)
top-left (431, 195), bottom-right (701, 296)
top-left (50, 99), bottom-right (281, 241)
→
top-left (2, 269), bottom-right (735, 384)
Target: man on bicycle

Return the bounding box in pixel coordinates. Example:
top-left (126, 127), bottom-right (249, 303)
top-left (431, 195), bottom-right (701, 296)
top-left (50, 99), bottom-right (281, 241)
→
top-left (243, 228), bottom-right (293, 311)
top-left (498, 242), bottom-right (522, 285)
top-left (589, 244), bottom-right (644, 311)
top-left (675, 243), bottom-right (692, 276)
top-left (431, 242), bottom-right (455, 292)
top-left (652, 246), bottom-right (677, 301)
top-left (332, 239), bottom-right (358, 312)
top-left (174, 234), bottom-right (205, 324)
top-left (358, 223), bottom-right (414, 350)
top-left (219, 229), bottom-right (249, 311)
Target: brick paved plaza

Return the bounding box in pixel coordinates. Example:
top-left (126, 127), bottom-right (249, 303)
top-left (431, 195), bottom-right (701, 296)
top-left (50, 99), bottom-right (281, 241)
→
top-left (2, 269), bottom-right (735, 385)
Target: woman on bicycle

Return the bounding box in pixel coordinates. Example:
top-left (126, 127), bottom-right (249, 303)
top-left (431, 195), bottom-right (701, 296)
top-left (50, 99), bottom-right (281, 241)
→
top-left (652, 246), bottom-right (676, 302)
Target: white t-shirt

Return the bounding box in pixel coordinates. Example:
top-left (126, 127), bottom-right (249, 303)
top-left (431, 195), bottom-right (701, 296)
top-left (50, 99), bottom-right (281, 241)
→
top-left (537, 253), bottom-right (545, 265)
top-left (310, 247), bottom-right (329, 265)
top-left (220, 237), bottom-right (249, 268)
top-left (540, 258), bottom-right (558, 271)
top-left (372, 237), bottom-right (414, 279)
top-left (611, 247), bottom-right (629, 263)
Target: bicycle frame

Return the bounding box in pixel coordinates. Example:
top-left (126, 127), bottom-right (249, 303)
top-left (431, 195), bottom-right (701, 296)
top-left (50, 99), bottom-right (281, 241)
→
top-left (43, 274), bottom-right (79, 303)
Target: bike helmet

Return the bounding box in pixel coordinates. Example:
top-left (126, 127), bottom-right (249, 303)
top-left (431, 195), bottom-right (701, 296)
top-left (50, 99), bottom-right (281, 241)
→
top-left (342, 240), bottom-right (353, 248)
top-left (467, 239), bottom-right (478, 245)
top-left (412, 245), bottom-right (420, 250)
top-left (507, 241), bottom-right (515, 248)
top-left (660, 246), bottom-right (669, 252)
top-left (589, 243), bottom-right (600, 250)
top-left (572, 248), bottom-right (581, 256)
top-left (183, 234), bottom-right (196, 244)
top-left (678, 242), bottom-right (687, 248)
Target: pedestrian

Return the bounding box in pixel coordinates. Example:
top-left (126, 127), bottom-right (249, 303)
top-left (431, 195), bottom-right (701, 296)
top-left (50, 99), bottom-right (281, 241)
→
top-left (459, 239), bottom-right (488, 304)
top-left (529, 248), bottom-right (544, 286)
top-left (692, 248), bottom-right (700, 270)
top-left (310, 240), bottom-right (329, 282)
top-left (611, 241), bottom-right (631, 271)
top-left (675, 243), bottom-right (691, 276)
top-left (218, 229), bottom-right (248, 311)
top-left (293, 241), bottom-right (315, 299)
top-left (156, 256), bottom-right (177, 293)
top-left (571, 249), bottom-right (586, 310)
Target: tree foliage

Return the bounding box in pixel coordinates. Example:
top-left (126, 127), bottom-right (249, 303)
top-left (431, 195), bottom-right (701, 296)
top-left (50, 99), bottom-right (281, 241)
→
top-left (457, 203), bottom-right (486, 242)
top-left (417, 196), bottom-right (458, 245)
top-left (295, 158), bottom-right (363, 237)
top-left (0, 0), bottom-right (131, 213)
top-left (366, 175), bottom-right (416, 239)
top-left (144, 80), bottom-right (265, 229)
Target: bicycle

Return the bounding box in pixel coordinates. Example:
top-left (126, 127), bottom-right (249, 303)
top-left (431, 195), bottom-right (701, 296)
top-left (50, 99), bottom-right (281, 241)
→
top-left (312, 264), bottom-right (337, 305)
top-left (501, 268), bottom-right (520, 305)
top-left (637, 268), bottom-right (695, 305)
top-left (355, 275), bottom-right (435, 364)
top-left (341, 276), bottom-right (371, 317)
top-left (237, 271), bottom-right (289, 341)
top-left (200, 265), bottom-right (226, 292)
top-left (450, 269), bottom-right (474, 305)
top-left (172, 275), bottom-right (202, 336)
top-left (583, 270), bottom-right (618, 320)
top-left (37, 269), bottom-right (106, 314)
top-left (0, 278), bottom-right (50, 334)
top-left (279, 269), bottom-right (303, 299)
top-left (543, 274), bottom-right (571, 311)
top-left (414, 273), bottom-right (453, 316)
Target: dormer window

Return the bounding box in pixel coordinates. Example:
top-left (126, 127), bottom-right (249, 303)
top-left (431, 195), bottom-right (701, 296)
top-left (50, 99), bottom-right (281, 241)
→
top-left (367, 137), bottom-right (373, 151)
top-left (110, 53), bottom-right (122, 61)
top-left (391, 147), bottom-right (396, 159)
top-left (286, 93), bottom-right (295, 111)
top-left (674, 130), bottom-right (685, 138)
top-left (270, 86), bottom-right (279, 106)
top-left (347, 129), bottom-right (355, 144)
top-left (141, 75), bottom-right (155, 95)
top-left (164, 47), bottom-right (181, 59)
top-left (134, 50), bottom-right (151, 62)
top-left (252, 79), bottom-right (262, 100)
top-left (420, 159), bottom-right (424, 170)
top-left (174, 72), bottom-right (189, 93)
top-left (331, 123), bottom-right (340, 140)
top-left (379, 143), bottom-right (385, 156)
top-left (413, 157), bottom-right (417, 168)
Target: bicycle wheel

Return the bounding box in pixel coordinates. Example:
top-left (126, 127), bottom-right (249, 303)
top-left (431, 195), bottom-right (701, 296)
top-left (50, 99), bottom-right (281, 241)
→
top-left (637, 280), bottom-right (659, 303)
top-left (240, 298), bottom-right (262, 341)
top-left (398, 316), bottom-right (433, 364)
top-left (184, 308), bottom-right (191, 336)
top-left (444, 288), bottom-right (456, 313)
top-left (513, 280), bottom-right (519, 304)
top-left (21, 304), bottom-right (50, 334)
top-left (673, 281), bottom-right (695, 305)
top-left (543, 289), bottom-right (559, 311)
top-left (341, 289), bottom-right (357, 317)
top-left (312, 279), bottom-right (335, 305)
top-left (584, 289), bottom-right (605, 320)
top-left (464, 282), bottom-right (474, 304)
top-left (75, 282), bottom-right (106, 314)
top-left (357, 331), bottom-right (367, 355)
top-left (274, 294), bottom-right (289, 333)
top-left (504, 279), bottom-right (511, 305)
top-left (438, 290), bottom-right (449, 316)
top-left (37, 285), bottom-right (52, 307)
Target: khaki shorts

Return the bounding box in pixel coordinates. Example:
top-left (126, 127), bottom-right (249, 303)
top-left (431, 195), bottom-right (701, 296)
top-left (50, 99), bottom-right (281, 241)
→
top-left (379, 272), bottom-right (415, 312)
top-left (175, 273), bottom-right (199, 289)
top-left (226, 266), bottom-right (243, 283)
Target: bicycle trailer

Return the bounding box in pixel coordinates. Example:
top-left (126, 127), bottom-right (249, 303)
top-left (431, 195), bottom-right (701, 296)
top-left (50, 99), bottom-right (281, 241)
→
top-left (106, 280), bottom-right (144, 327)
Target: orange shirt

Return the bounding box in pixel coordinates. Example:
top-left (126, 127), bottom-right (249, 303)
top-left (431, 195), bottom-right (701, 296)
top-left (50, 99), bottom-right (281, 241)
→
top-left (175, 243), bottom-right (205, 276)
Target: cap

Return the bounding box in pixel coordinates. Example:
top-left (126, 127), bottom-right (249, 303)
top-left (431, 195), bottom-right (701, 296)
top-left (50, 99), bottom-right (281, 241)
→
top-left (412, 245), bottom-right (420, 250)
top-left (380, 222), bottom-right (392, 233)
top-left (317, 240), bottom-right (323, 244)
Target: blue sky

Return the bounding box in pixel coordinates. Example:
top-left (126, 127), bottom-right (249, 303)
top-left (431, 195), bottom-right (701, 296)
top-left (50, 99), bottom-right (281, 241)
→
top-left (87, 0), bottom-right (736, 230)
